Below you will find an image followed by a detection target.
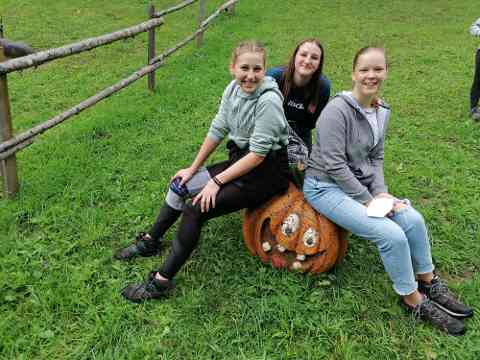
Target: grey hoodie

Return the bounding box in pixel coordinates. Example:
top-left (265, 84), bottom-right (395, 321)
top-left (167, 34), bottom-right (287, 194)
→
top-left (208, 77), bottom-right (288, 156)
top-left (305, 92), bottom-right (390, 204)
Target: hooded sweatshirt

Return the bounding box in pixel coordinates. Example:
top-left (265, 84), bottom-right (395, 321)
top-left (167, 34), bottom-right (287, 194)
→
top-left (305, 92), bottom-right (390, 204)
top-left (208, 77), bottom-right (288, 156)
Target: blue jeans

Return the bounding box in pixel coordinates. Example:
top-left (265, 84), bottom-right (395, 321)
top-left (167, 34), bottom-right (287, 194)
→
top-left (303, 177), bottom-right (434, 296)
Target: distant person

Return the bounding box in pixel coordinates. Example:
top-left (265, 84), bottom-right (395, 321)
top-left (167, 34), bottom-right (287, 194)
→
top-left (303, 47), bottom-right (474, 335)
top-left (470, 18), bottom-right (480, 121)
top-left (266, 38), bottom-right (330, 152)
top-left (115, 41), bottom-right (290, 302)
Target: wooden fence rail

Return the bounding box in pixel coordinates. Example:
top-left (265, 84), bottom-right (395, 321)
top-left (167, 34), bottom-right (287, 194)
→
top-left (0, 0), bottom-right (238, 198)
top-left (0, 18), bottom-right (165, 76)
top-left (150, 0), bottom-right (239, 64)
top-left (152, 0), bottom-right (198, 18)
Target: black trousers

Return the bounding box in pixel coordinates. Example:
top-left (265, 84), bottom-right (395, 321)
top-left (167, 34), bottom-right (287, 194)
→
top-left (471, 48), bottom-right (480, 110)
top-left (156, 143), bottom-right (290, 279)
top-left (158, 182), bottom-right (258, 278)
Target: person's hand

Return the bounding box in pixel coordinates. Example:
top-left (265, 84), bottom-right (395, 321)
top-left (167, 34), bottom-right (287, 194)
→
top-left (171, 167), bottom-right (196, 186)
top-left (392, 201), bottom-right (408, 212)
top-left (387, 199), bottom-right (408, 217)
top-left (192, 180), bottom-right (220, 212)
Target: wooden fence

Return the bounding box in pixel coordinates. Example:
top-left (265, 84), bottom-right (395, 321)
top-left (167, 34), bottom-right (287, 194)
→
top-left (0, 0), bottom-right (238, 199)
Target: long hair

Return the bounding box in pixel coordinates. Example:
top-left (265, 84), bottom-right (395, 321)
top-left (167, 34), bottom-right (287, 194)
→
top-left (281, 38), bottom-right (325, 111)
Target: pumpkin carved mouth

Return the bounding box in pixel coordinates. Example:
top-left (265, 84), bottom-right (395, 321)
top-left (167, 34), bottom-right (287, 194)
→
top-left (243, 183), bottom-right (348, 273)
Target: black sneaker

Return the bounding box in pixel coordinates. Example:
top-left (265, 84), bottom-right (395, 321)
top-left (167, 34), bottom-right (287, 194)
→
top-left (121, 271), bottom-right (175, 303)
top-left (419, 275), bottom-right (474, 318)
top-left (403, 297), bottom-right (465, 336)
top-left (114, 232), bottom-right (161, 261)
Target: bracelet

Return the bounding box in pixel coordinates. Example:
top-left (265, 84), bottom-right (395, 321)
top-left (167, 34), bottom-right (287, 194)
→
top-left (212, 176), bottom-right (224, 187)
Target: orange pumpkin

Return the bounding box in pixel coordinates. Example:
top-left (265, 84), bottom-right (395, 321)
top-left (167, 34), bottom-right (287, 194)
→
top-left (243, 183), bottom-right (348, 273)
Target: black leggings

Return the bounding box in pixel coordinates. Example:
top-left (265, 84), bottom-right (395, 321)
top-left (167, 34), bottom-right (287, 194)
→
top-left (157, 182), bottom-right (260, 279)
top-left (471, 48), bottom-right (480, 110)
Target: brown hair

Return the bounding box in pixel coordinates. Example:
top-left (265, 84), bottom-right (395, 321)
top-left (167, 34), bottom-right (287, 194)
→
top-left (230, 40), bottom-right (266, 67)
top-left (281, 38), bottom-right (325, 110)
top-left (353, 46), bottom-right (387, 70)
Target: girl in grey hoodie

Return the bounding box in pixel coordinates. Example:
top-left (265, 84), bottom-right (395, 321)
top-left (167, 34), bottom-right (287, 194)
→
top-left (304, 47), bottom-right (473, 335)
top-left (117, 41), bottom-right (290, 302)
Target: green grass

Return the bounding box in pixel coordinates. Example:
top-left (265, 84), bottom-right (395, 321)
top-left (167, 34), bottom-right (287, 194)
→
top-left (1, 0), bottom-right (479, 359)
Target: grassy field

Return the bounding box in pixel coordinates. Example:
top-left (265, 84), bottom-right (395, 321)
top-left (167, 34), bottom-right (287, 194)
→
top-left (1, 0), bottom-right (480, 358)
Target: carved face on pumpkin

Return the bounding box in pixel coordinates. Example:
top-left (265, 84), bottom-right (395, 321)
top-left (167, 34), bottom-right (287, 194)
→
top-left (243, 183), bottom-right (348, 273)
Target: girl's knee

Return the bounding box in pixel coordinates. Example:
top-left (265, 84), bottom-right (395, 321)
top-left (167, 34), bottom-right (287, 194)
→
top-left (182, 201), bottom-right (205, 222)
top-left (165, 189), bottom-right (186, 211)
top-left (400, 207), bottom-right (426, 228)
top-left (376, 226), bottom-right (408, 253)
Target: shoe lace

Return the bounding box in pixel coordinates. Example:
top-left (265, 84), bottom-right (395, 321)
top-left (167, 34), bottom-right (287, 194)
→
top-left (135, 232), bottom-right (150, 245)
top-left (145, 279), bottom-right (158, 293)
top-left (429, 279), bottom-right (454, 301)
top-left (417, 300), bottom-right (451, 324)
top-left (135, 232), bottom-right (151, 246)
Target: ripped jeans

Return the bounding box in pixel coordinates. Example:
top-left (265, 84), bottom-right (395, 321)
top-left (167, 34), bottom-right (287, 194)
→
top-left (303, 176), bottom-right (434, 296)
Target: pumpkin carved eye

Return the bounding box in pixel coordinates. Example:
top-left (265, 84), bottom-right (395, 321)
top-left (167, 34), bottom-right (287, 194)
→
top-left (303, 228), bottom-right (318, 248)
top-left (281, 213), bottom-right (300, 236)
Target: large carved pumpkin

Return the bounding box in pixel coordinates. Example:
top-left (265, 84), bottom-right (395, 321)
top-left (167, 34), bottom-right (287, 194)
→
top-left (243, 183), bottom-right (348, 273)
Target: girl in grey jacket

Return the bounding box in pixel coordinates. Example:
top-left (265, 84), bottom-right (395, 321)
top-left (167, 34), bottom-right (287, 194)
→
top-left (116, 41), bottom-right (290, 302)
top-left (304, 47), bottom-right (473, 335)
top-left (470, 18), bottom-right (480, 120)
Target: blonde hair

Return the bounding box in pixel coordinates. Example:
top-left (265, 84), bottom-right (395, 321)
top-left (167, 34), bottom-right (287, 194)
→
top-left (353, 46), bottom-right (388, 70)
top-left (230, 40), bottom-right (266, 66)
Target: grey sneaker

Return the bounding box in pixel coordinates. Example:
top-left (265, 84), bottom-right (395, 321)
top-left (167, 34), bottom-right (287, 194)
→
top-left (114, 232), bottom-right (161, 261)
top-left (404, 297), bottom-right (465, 336)
top-left (419, 275), bottom-right (474, 318)
top-left (471, 107), bottom-right (480, 121)
top-left (121, 271), bottom-right (175, 303)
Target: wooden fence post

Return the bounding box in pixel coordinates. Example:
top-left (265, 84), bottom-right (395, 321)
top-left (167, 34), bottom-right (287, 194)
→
top-left (0, 45), bottom-right (19, 198)
top-left (147, 4), bottom-right (156, 91)
top-left (196, 0), bottom-right (206, 47)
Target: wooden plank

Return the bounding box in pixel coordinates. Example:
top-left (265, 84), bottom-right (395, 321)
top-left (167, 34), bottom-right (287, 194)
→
top-left (147, 4), bottom-right (156, 91)
top-left (0, 46), bottom-right (19, 198)
top-left (196, 0), bottom-right (206, 47)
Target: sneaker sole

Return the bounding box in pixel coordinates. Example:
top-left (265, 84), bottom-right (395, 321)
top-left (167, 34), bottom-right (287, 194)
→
top-left (432, 301), bottom-right (474, 319)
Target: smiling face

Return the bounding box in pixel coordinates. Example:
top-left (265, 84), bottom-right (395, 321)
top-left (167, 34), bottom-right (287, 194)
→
top-left (351, 49), bottom-right (388, 99)
top-left (229, 51), bottom-right (266, 93)
top-left (294, 41), bottom-right (322, 80)
top-left (243, 183), bottom-right (349, 274)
